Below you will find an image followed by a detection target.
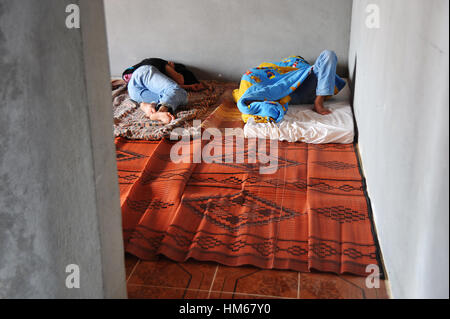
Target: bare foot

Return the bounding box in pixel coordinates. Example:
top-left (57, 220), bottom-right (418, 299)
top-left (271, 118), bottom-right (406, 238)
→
top-left (314, 96), bottom-right (332, 115)
top-left (149, 111), bottom-right (175, 124)
top-left (314, 104), bottom-right (332, 115)
top-left (140, 102), bottom-right (157, 116)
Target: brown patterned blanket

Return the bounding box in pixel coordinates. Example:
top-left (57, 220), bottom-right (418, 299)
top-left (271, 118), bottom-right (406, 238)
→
top-left (111, 79), bottom-right (238, 140)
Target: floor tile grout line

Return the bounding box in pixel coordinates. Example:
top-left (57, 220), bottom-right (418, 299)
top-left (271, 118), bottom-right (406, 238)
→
top-left (126, 259), bottom-right (388, 299)
top-left (207, 265), bottom-right (219, 299)
top-left (228, 292), bottom-right (296, 299)
top-left (127, 284), bottom-right (210, 292)
top-left (127, 283), bottom-right (296, 299)
top-left (127, 259), bottom-right (140, 284)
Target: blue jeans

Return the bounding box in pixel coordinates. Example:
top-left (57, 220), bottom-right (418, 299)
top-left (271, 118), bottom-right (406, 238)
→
top-left (290, 50), bottom-right (339, 104)
top-left (127, 65), bottom-right (188, 113)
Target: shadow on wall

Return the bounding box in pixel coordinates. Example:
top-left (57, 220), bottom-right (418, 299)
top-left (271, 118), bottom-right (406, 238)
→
top-left (187, 65), bottom-right (235, 83)
top-left (185, 61), bottom-right (348, 83)
top-left (349, 54), bottom-right (359, 143)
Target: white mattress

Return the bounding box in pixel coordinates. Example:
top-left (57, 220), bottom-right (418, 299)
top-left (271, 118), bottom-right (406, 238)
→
top-left (243, 81), bottom-right (354, 144)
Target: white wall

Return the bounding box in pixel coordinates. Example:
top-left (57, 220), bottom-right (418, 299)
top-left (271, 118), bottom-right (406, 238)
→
top-left (104, 0), bottom-right (353, 80)
top-left (349, 0), bottom-right (449, 298)
top-left (0, 0), bottom-right (126, 298)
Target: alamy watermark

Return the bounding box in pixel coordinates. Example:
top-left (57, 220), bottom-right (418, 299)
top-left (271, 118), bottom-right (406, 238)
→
top-left (365, 264), bottom-right (380, 288)
top-left (65, 264), bottom-right (80, 289)
top-left (65, 4), bottom-right (80, 29)
top-left (169, 120), bottom-right (279, 174)
top-left (365, 4), bottom-right (380, 29)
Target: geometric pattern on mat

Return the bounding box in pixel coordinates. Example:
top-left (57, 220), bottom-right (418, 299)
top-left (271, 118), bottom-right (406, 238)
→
top-left (182, 190), bottom-right (303, 232)
top-left (117, 136), bottom-right (384, 278)
top-left (116, 95), bottom-right (384, 278)
top-left (116, 149), bottom-right (148, 162)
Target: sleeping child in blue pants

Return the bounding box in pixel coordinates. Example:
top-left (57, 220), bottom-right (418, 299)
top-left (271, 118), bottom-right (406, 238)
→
top-left (122, 58), bottom-right (204, 124)
top-left (289, 50), bottom-right (344, 115)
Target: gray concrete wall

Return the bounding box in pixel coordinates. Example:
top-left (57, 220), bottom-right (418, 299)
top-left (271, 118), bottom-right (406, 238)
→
top-left (349, 0), bottom-right (449, 298)
top-left (104, 0), bottom-right (353, 81)
top-left (0, 0), bottom-right (126, 298)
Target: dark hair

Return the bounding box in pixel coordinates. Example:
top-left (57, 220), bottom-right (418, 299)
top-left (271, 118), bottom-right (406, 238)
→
top-left (173, 64), bottom-right (199, 85)
top-left (122, 67), bottom-right (134, 79)
top-left (121, 58), bottom-right (157, 80)
top-left (122, 58), bottom-right (200, 84)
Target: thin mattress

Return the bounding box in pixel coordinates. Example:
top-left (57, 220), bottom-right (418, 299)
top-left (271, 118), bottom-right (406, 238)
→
top-left (243, 80), bottom-right (354, 144)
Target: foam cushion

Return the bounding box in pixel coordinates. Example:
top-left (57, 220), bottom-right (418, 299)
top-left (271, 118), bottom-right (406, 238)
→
top-left (243, 81), bottom-right (354, 144)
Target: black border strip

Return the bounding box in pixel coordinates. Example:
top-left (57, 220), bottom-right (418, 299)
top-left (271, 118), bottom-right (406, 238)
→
top-left (353, 142), bottom-right (387, 280)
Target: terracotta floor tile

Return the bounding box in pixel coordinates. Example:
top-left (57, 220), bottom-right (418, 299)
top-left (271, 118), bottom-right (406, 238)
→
top-left (338, 274), bottom-right (390, 299)
top-left (128, 285), bottom-right (184, 299)
top-left (185, 289), bottom-right (211, 299)
top-left (211, 265), bottom-right (298, 298)
top-left (232, 293), bottom-right (293, 299)
top-left (125, 255), bottom-right (389, 299)
top-left (127, 256), bottom-right (217, 291)
top-left (127, 285), bottom-right (212, 299)
top-left (209, 291), bottom-right (288, 299)
top-left (371, 281), bottom-right (390, 299)
top-left (125, 253), bottom-right (139, 280)
top-left (299, 272), bottom-right (389, 299)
